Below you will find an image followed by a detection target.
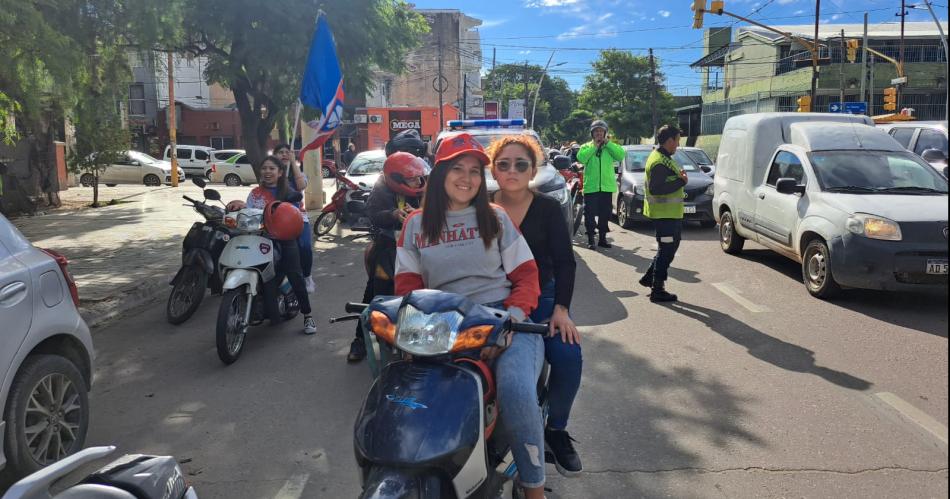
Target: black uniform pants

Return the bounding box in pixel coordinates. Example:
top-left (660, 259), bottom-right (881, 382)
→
top-left (584, 191), bottom-right (613, 239)
top-left (643, 219), bottom-right (682, 286)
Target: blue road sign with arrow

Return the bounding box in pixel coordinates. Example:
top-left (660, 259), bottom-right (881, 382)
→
top-left (829, 102), bottom-right (868, 114)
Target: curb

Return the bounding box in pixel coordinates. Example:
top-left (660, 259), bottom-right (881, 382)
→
top-left (79, 273), bottom-right (174, 330)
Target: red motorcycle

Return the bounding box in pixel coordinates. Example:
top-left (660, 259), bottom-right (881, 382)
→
top-left (554, 155), bottom-right (585, 236)
top-left (313, 170), bottom-right (371, 236)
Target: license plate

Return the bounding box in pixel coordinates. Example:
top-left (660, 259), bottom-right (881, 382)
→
top-left (684, 206), bottom-right (697, 214)
top-left (926, 260), bottom-right (949, 275)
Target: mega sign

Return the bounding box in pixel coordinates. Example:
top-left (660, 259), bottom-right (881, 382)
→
top-left (389, 110), bottom-right (423, 139)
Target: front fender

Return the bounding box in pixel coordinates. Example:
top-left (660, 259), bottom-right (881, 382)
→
top-left (796, 215), bottom-right (840, 256)
top-left (221, 269), bottom-right (260, 295)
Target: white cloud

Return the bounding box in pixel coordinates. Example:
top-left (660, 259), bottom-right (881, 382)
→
top-left (556, 23), bottom-right (618, 41)
top-left (597, 13), bottom-right (614, 22)
top-left (518, 50), bottom-right (533, 55)
top-left (526, 0), bottom-right (580, 7)
top-left (830, 14), bottom-right (843, 21)
top-left (658, 10), bottom-right (671, 18)
top-left (777, 0), bottom-right (798, 4)
top-left (793, 9), bottom-right (806, 15)
top-left (480, 18), bottom-right (509, 28)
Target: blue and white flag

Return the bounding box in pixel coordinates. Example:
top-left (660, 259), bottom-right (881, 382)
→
top-left (298, 13), bottom-right (344, 158)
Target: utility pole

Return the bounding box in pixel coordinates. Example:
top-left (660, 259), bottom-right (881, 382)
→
top-left (167, 52), bottom-right (179, 187)
top-left (523, 60), bottom-right (529, 118)
top-left (869, 53), bottom-right (875, 114)
top-left (462, 74), bottom-right (468, 119)
top-left (860, 12), bottom-right (868, 108)
top-left (436, 30), bottom-right (445, 128)
top-left (531, 51), bottom-right (557, 129)
top-left (811, 0), bottom-right (821, 107)
top-left (898, 0), bottom-right (907, 104)
top-left (649, 48), bottom-right (657, 137)
top-left (918, 0), bottom-right (948, 121)
top-left (839, 29), bottom-right (846, 107)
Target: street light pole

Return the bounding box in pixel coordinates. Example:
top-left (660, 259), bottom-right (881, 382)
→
top-left (811, 0), bottom-right (821, 107)
top-left (531, 51), bottom-right (563, 129)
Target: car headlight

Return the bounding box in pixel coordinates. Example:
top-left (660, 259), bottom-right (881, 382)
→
top-left (396, 304), bottom-right (464, 356)
top-left (845, 213), bottom-right (902, 241)
top-left (705, 184), bottom-right (715, 196)
top-left (236, 212), bottom-right (264, 231)
top-left (633, 185), bottom-right (645, 196)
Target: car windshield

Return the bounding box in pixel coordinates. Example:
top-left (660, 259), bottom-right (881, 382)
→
top-left (809, 150), bottom-right (949, 193)
top-left (684, 149), bottom-right (713, 165)
top-left (129, 151), bottom-right (162, 164)
top-left (348, 154), bottom-right (385, 175)
top-left (624, 149), bottom-right (697, 172)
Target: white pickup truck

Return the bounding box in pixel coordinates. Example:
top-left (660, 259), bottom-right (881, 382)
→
top-left (713, 113), bottom-right (949, 298)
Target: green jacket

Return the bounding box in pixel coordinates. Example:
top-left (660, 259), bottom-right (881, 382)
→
top-left (577, 140), bottom-right (624, 194)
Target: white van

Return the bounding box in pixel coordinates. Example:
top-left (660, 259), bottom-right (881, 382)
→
top-left (714, 112), bottom-right (948, 298)
top-left (162, 145), bottom-right (214, 178)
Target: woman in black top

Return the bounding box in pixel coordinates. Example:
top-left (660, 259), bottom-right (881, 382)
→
top-left (487, 134), bottom-right (584, 476)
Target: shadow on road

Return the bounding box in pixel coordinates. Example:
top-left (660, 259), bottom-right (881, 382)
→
top-left (735, 249), bottom-right (948, 338)
top-left (571, 254), bottom-right (629, 326)
top-left (585, 239), bottom-right (702, 286)
top-left (616, 221), bottom-right (720, 242)
top-left (668, 301), bottom-right (873, 391)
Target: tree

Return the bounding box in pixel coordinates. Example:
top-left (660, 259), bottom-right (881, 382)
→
top-left (68, 96), bottom-right (130, 208)
top-left (556, 109), bottom-right (596, 144)
top-left (483, 63), bottom-right (576, 143)
top-left (578, 50), bottom-right (676, 143)
top-left (174, 0), bottom-right (428, 175)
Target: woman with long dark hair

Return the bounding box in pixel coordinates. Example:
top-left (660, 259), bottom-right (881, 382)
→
top-left (395, 134), bottom-right (546, 498)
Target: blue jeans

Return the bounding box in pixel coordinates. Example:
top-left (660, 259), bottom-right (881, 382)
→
top-left (298, 221), bottom-right (313, 278)
top-left (530, 281), bottom-right (583, 431)
top-left (645, 219), bottom-right (682, 285)
top-left (486, 301), bottom-right (545, 488)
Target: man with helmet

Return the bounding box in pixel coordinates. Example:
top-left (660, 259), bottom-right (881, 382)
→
top-left (577, 120), bottom-right (625, 250)
top-left (347, 131), bottom-right (428, 362)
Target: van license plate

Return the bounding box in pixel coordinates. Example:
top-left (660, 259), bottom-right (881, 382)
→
top-left (684, 206), bottom-right (697, 214)
top-left (926, 260), bottom-right (949, 275)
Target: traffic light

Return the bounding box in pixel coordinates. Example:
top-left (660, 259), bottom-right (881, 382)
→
top-left (846, 39), bottom-right (860, 63)
top-left (710, 0), bottom-right (725, 14)
top-left (691, 0), bottom-right (706, 29)
top-left (796, 95), bottom-right (811, 112)
top-left (883, 87), bottom-right (898, 111)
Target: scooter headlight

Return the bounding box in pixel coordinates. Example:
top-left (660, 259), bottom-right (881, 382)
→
top-left (396, 304), bottom-right (464, 356)
top-left (236, 212), bottom-right (263, 231)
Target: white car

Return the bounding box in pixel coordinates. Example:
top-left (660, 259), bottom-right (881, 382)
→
top-left (1, 213), bottom-right (94, 480)
top-left (79, 150), bottom-right (185, 187)
top-left (162, 145), bottom-right (214, 178)
top-left (209, 152), bottom-right (257, 186)
top-left (343, 150), bottom-right (386, 190)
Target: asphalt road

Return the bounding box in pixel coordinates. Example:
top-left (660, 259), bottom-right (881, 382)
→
top-left (55, 217), bottom-right (950, 498)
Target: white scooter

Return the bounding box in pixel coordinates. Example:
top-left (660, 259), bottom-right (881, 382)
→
top-left (215, 200), bottom-right (301, 365)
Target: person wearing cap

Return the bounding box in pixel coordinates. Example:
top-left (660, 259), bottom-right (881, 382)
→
top-left (639, 125), bottom-right (688, 303)
top-left (395, 133), bottom-right (547, 498)
top-left (577, 119), bottom-right (624, 249)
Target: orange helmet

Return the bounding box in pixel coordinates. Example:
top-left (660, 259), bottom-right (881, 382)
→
top-left (384, 152), bottom-right (428, 197)
top-left (263, 201), bottom-right (304, 240)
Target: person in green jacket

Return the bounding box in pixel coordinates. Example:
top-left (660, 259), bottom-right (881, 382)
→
top-left (576, 120), bottom-right (624, 250)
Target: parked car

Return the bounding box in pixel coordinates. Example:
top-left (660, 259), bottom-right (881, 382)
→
top-left (341, 150), bottom-right (385, 190)
top-left (680, 146), bottom-right (716, 177)
top-left (209, 153), bottom-right (257, 186)
top-left (79, 150), bottom-right (184, 187)
top-left (162, 145), bottom-right (214, 178)
top-left (616, 145), bottom-right (716, 228)
top-left (1, 214), bottom-right (94, 480)
top-left (878, 121), bottom-right (948, 176)
top-left (434, 119), bottom-right (573, 231)
top-left (208, 149), bottom-right (245, 178)
top-left (714, 112), bottom-right (948, 298)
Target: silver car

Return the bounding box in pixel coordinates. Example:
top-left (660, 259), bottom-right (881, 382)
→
top-left (0, 214), bottom-right (94, 480)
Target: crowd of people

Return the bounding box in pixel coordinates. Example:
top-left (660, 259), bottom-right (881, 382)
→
top-left (230, 119), bottom-right (691, 496)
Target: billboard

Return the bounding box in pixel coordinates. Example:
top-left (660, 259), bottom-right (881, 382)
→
top-left (389, 109), bottom-right (422, 139)
top-left (484, 101), bottom-right (499, 119)
top-left (507, 99), bottom-right (525, 120)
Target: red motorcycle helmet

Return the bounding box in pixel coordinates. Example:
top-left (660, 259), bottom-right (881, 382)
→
top-left (384, 152), bottom-right (428, 197)
top-left (263, 201), bottom-right (304, 240)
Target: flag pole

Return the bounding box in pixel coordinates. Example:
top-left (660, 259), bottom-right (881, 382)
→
top-left (291, 98), bottom-right (303, 153)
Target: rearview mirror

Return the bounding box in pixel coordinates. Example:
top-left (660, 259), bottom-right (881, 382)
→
top-left (552, 155), bottom-right (572, 170)
top-left (192, 177), bottom-right (207, 188)
top-left (775, 178), bottom-right (806, 195)
top-left (700, 165), bottom-right (712, 174)
top-left (204, 189), bottom-right (222, 201)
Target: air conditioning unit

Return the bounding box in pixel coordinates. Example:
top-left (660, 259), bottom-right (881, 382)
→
top-left (354, 114), bottom-right (368, 124)
top-left (369, 115), bottom-right (383, 124)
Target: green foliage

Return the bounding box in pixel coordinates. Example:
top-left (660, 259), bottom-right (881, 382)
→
top-left (577, 50), bottom-right (676, 143)
top-left (68, 91), bottom-right (130, 207)
top-left (483, 63), bottom-right (576, 143)
top-left (555, 109), bottom-right (596, 144)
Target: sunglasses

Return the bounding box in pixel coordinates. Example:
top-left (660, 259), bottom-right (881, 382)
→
top-left (494, 159), bottom-right (532, 173)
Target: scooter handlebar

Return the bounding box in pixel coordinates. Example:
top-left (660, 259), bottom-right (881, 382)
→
top-left (345, 302), bottom-right (369, 313)
top-left (510, 322), bottom-right (549, 334)
top-left (182, 195), bottom-right (199, 204)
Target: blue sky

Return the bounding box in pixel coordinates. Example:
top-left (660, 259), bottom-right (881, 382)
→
top-left (408, 0), bottom-right (948, 95)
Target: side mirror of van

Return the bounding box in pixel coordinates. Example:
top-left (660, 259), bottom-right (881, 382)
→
top-left (775, 178), bottom-right (806, 195)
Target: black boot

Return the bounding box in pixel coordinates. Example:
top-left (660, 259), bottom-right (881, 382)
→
top-left (587, 235), bottom-right (596, 250)
top-left (649, 284), bottom-right (678, 303)
top-left (347, 336), bottom-right (367, 362)
top-left (598, 236), bottom-right (612, 248)
top-left (638, 272), bottom-right (653, 288)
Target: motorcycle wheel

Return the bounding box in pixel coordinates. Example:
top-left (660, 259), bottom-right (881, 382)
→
top-left (314, 211), bottom-right (338, 237)
top-left (216, 288), bottom-right (249, 365)
top-left (571, 195), bottom-right (584, 236)
top-left (165, 266), bottom-right (208, 325)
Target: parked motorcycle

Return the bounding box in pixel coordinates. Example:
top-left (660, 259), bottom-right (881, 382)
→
top-left (214, 197), bottom-right (302, 364)
top-left (313, 170), bottom-right (371, 237)
top-left (166, 178), bottom-right (231, 324)
top-left (554, 155), bottom-right (584, 236)
top-left (332, 290), bottom-right (550, 499)
top-left (1, 446), bottom-right (197, 499)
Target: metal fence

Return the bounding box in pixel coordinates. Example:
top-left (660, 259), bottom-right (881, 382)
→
top-left (701, 90), bottom-right (947, 135)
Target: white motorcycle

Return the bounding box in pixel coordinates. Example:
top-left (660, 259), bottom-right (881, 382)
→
top-left (215, 204), bottom-right (300, 365)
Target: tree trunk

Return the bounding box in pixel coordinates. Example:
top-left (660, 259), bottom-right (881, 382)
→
top-left (92, 171), bottom-right (99, 207)
top-left (233, 81), bottom-right (279, 181)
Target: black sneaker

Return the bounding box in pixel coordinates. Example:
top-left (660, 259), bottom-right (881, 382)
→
top-left (544, 428), bottom-right (582, 477)
top-left (587, 236), bottom-right (596, 250)
top-left (598, 238), bottom-right (612, 248)
top-left (649, 288), bottom-right (678, 303)
top-left (638, 273), bottom-right (653, 288)
top-left (347, 337), bottom-right (367, 363)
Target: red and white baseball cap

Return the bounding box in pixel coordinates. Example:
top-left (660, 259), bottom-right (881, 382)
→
top-left (434, 133), bottom-right (490, 167)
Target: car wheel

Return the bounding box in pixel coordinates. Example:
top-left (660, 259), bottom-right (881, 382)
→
top-left (224, 174), bottom-right (242, 187)
top-left (719, 210), bottom-right (745, 254)
top-left (143, 174), bottom-right (161, 186)
top-left (802, 238), bottom-right (842, 299)
top-left (322, 166), bottom-right (332, 178)
top-left (617, 197), bottom-right (635, 229)
top-left (2, 355), bottom-right (89, 479)
top-left (79, 174), bottom-right (96, 187)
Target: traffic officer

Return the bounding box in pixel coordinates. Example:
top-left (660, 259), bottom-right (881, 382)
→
top-left (577, 120), bottom-right (625, 250)
top-left (639, 125), bottom-right (687, 303)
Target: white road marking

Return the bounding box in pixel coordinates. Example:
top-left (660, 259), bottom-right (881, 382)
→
top-left (711, 283), bottom-right (770, 313)
top-left (875, 392), bottom-right (948, 445)
top-left (273, 473), bottom-right (310, 499)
